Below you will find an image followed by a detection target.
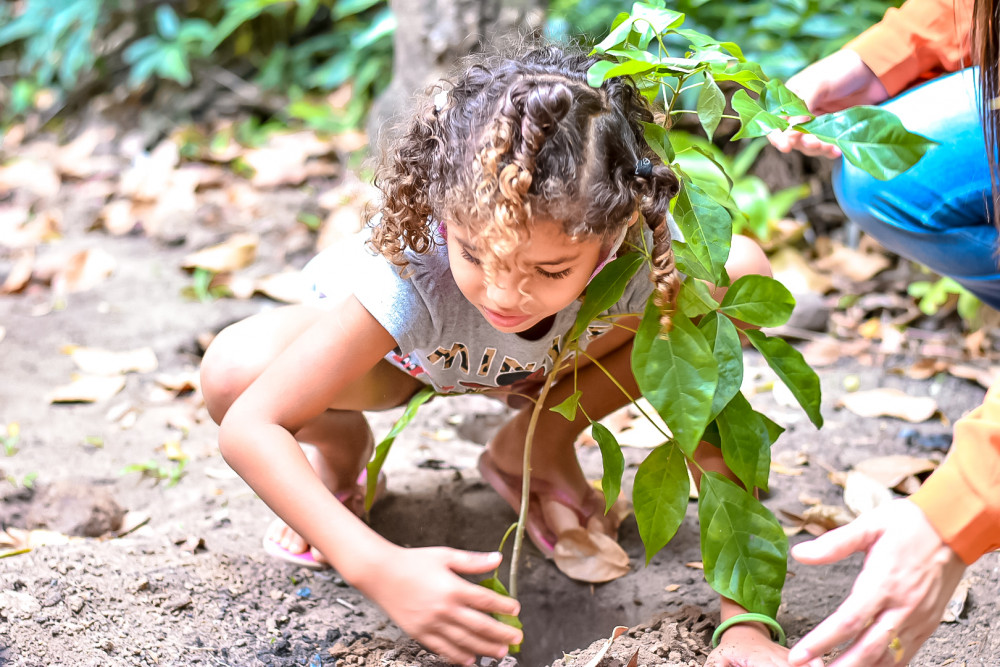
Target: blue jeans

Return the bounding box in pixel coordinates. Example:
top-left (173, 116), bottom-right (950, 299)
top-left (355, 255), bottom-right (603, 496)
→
top-left (833, 68), bottom-right (999, 308)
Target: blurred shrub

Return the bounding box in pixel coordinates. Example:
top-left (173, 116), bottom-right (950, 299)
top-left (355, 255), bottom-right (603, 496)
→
top-left (0, 0), bottom-right (394, 128)
top-left (548, 0), bottom-right (902, 80)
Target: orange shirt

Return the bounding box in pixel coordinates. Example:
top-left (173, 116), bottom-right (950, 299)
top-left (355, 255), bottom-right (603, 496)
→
top-left (846, 0), bottom-right (998, 564)
top-left (909, 384), bottom-right (1000, 564)
top-left (846, 0), bottom-right (974, 96)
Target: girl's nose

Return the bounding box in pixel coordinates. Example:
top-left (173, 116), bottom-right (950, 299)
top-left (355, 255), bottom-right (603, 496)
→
top-left (485, 274), bottom-right (524, 311)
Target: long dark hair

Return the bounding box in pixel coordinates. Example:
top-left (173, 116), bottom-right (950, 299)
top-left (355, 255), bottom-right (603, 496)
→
top-left (975, 0), bottom-right (1000, 223)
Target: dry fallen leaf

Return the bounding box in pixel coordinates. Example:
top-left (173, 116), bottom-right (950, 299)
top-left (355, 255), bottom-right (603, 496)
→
top-left (581, 626), bottom-right (629, 667)
top-left (0, 527), bottom-right (75, 558)
top-left (0, 159), bottom-right (61, 200)
top-left (781, 504), bottom-right (855, 537)
top-left (552, 527), bottom-right (630, 583)
top-left (769, 246), bottom-right (834, 295)
top-left (665, 584), bottom-right (681, 592)
top-left (65, 346), bottom-right (158, 375)
top-left (843, 470), bottom-right (894, 516)
top-left (32, 247), bottom-right (118, 294)
top-left (48, 375), bottom-right (127, 404)
top-left (837, 388), bottom-right (938, 423)
top-left (947, 364), bottom-right (1000, 390)
top-left (907, 358), bottom-right (948, 381)
top-left (800, 337), bottom-right (871, 368)
top-left (181, 232), bottom-right (258, 273)
top-left (1, 247), bottom-right (34, 294)
top-left (852, 455), bottom-right (938, 491)
top-left (814, 243), bottom-right (892, 282)
top-left (942, 577), bottom-right (973, 623)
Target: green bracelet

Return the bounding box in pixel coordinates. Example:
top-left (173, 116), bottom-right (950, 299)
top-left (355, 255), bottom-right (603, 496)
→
top-left (711, 612), bottom-right (787, 647)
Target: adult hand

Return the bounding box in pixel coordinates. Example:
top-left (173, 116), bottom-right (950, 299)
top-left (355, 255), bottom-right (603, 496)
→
top-left (358, 546), bottom-right (523, 665)
top-left (787, 499), bottom-right (967, 667)
top-left (768, 49), bottom-right (890, 159)
top-left (705, 623), bottom-right (792, 666)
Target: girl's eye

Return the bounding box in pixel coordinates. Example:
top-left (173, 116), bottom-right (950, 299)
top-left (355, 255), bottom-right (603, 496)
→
top-left (537, 267), bottom-right (571, 279)
top-left (461, 248), bottom-right (482, 266)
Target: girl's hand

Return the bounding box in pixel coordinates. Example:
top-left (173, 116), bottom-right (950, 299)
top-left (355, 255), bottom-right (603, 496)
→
top-left (705, 623), bottom-right (792, 667)
top-left (357, 546), bottom-right (524, 665)
top-left (787, 499), bottom-right (967, 667)
top-left (768, 49), bottom-right (889, 159)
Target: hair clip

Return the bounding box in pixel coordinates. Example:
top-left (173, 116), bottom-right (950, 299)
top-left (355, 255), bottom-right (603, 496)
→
top-left (635, 157), bottom-right (653, 178)
top-left (433, 90), bottom-right (449, 112)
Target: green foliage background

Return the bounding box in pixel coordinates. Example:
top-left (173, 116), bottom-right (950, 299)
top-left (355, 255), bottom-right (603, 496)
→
top-left (1, 0), bottom-right (900, 128)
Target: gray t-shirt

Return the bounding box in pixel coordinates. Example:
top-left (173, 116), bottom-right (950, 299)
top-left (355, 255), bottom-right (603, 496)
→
top-left (304, 227), bottom-right (661, 394)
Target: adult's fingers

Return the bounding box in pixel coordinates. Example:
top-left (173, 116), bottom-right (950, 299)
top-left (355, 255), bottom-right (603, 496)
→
top-left (791, 511), bottom-right (882, 565)
top-left (450, 603), bottom-right (523, 647)
top-left (826, 614), bottom-right (907, 667)
top-left (788, 583), bottom-right (882, 665)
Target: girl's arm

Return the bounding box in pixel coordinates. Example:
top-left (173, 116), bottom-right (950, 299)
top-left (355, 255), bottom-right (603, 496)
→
top-left (218, 296), bottom-right (522, 664)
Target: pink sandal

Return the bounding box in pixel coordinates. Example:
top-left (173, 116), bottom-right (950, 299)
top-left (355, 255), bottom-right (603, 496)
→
top-left (262, 470), bottom-right (386, 570)
top-left (477, 451), bottom-right (622, 559)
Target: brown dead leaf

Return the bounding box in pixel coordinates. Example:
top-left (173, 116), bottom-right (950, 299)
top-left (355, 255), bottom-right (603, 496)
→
top-left (837, 388), bottom-right (938, 422)
top-left (800, 337), bottom-right (871, 368)
top-left (843, 470), bottom-right (893, 516)
top-left (154, 371), bottom-right (200, 394)
top-left (907, 358), bottom-right (948, 380)
top-left (181, 233), bottom-right (258, 273)
top-left (947, 364), bottom-right (1000, 390)
top-left (0, 527), bottom-right (75, 557)
top-left (853, 455), bottom-right (937, 490)
top-left (665, 584), bottom-right (681, 592)
top-left (1, 247), bottom-right (34, 294)
top-left (0, 159), bottom-right (61, 200)
top-left (254, 272), bottom-right (310, 304)
top-left (53, 247), bottom-right (117, 294)
top-left (64, 346), bottom-right (158, 375)
top-left (48, 375), bottom-right (127, 403)
top-left (119, 139), bottom-right (180, 202)
top-left (0, 207), bottom-right (61, 248)
top-left (942, 577), bottom-right (973, 623)
top-left (770, 461), bottom-right (803, 476)
top-left (769, 246), bottom-right (834, 295)
top-left (53, 126), bottom-right (120, 179)
top-left (814, 243), bottom-right (891, 282)
top-left (97, 199), bottom-right (137, 236)
top-left (552, 527), bottom-right (630, 583)
top-left (781, 504), bottom-right (855, 537)
top-left (242, 132), bottom-right (334, 188)
top-left (581, 626), bottom-right (629, 667)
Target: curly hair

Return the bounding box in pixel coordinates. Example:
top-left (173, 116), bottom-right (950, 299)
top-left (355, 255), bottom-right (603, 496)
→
top-left (370, 45), bottom-right (681, 328)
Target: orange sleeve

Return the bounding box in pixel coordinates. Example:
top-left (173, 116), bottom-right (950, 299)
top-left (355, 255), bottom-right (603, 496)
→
top-left (910, 383), bottom-right (1000, 564)
top-left (845, 0), bottom-right (973, 97)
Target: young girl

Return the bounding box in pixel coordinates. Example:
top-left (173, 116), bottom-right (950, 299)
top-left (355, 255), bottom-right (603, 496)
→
top-left (201, 46), bottom-right (782, 666)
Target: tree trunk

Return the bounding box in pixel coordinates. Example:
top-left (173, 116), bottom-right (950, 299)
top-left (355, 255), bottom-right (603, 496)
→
top-left (367, 0), bottom-right (548, 145)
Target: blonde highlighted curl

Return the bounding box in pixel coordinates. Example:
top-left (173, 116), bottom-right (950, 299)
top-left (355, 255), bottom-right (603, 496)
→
top-left (369, 45), bottom-right (681, 328)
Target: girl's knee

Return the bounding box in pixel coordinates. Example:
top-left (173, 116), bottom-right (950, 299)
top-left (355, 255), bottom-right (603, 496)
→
top-left (200, 324), bottom-right (259, 425)
top-left (726, 234), bottom-right (771, 281)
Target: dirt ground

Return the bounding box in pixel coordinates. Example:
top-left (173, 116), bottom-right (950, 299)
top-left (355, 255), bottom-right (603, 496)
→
top-left (2, 174), bottom-right (1000, 667)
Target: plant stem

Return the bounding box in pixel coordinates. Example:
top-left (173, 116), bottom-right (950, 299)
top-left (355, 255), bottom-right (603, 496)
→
top-left (508, 349), bottom-right (566, 599)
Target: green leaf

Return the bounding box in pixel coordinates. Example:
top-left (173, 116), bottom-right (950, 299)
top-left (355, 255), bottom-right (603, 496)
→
top-left (744, 330), bottom-right (823, 428)
top-left (593, 5), bottom-right (685, 53)
top-left (715, 392), bottom-right (772, 492)
top-left (731, 89), bottom-right (789, 140)
top-left (697, 312), bottom-right (743, 421)
top-left (762, 79), bottom-right (813, 118)
top-left (587, 60), bottom-right (617, 87)
top-left (633, 442), bottom-right (690, 563)
top-left (718, 275), bottom-right (795, 327)
top-left (677, 278), bottom-right (719, 318)
top-left (479, 577), bottom-right (523, 652)
top-left (672, 179), bottom-right (732, 285)
top-left (366, 386), bottom-right (436, 509)
top-left (697, 75), bottom-right (726, 141)
top-left (155, 5), bottom-right (181, 40)
top-left (550, 390), bottom-right (583, 422)
top-left (642, 121), bottom-right (674, 163)
top-left (698, 472), bottom-right (788, 617)
top-left (632, 299), bottom-right (717, 456)
top-left (592, 422), bottom-right (626, 514)
top-left (710, 60), bottom-right (767, 93)
top-left (572, 253), bottom-right (645, 341)
top-left (796, 106), bottom-right (937, 181)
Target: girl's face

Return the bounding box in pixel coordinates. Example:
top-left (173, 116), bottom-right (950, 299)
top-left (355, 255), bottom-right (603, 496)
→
top-left (446, 219), bottom-right (606, 333)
